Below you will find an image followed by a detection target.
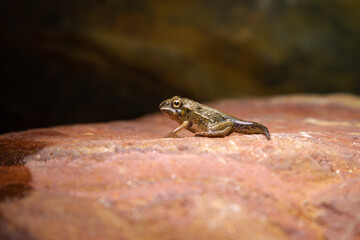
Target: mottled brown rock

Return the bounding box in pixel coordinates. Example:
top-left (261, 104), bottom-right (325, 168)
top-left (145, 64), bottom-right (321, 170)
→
top-left (0, 94), bottom-right (360, 240)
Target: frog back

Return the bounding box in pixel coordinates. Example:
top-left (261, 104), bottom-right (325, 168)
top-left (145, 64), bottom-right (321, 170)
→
top-left (187, 104), bottom-right (228, 132)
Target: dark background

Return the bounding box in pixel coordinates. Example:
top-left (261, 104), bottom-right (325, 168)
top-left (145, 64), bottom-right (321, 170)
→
top-left (1, 0), bottom-right (360, 134)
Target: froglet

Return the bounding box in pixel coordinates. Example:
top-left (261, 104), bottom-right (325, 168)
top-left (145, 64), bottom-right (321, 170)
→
top-left (159, 96), bottom-right (270, 139)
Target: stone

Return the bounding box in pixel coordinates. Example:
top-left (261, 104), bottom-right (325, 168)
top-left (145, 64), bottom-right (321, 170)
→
top-left (0, 94), bottom-right (360, 240)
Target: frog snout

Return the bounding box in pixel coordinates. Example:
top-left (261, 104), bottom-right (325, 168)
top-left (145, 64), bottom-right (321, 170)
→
top-left (159, 101), bottom-right (166, 109)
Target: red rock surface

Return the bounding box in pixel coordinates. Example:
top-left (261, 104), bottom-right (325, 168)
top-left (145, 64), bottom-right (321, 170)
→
top-left (0, 94), bottom-right (360, 240)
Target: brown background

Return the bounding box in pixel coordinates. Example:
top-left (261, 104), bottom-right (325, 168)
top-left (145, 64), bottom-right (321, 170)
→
top-left (1, 0), bottom-right (360, 133)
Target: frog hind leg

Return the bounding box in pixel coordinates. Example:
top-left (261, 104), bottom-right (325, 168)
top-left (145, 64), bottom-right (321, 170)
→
top-left (195, 120), bottom-right (234, 137)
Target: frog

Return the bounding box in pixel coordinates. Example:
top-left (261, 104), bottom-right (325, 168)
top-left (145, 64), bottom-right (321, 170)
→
top-left (159, 96), bottom-right (270, 140)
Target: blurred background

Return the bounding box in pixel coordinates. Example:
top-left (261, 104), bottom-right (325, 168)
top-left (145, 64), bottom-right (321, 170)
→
top-left (1, 0), bottom-right (360, 134)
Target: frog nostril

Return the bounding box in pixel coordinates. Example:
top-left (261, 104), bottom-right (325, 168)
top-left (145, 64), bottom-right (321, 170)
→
top-left (159, 101), bottom-right (166, 109)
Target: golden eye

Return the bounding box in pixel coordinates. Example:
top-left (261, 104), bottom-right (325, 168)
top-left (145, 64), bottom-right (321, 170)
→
top-left (172, 99), bottom-right (182, 108)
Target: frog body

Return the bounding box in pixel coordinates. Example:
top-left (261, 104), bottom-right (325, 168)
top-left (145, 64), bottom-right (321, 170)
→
top-left (159, 96), bottom-right (270, 140)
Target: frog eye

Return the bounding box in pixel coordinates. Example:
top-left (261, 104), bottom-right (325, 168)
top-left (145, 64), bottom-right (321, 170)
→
top-left (172, 99), bottom-right (182, 108)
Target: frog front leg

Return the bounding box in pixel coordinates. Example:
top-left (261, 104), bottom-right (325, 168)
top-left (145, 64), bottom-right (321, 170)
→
top-left (165, 121), bottom-right (191, 138)
top-left (195, 119), bottom-right (234, 137)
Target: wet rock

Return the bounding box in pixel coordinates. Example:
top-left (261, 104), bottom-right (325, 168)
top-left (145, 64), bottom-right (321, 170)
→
top-left (0, 94), bottom-right (360, 240)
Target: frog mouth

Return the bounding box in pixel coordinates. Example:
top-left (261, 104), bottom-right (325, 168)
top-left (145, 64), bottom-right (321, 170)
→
top-left (159, 106), bottom-right (176, 116)
top-left (159, 101), bottom-right (175, 115)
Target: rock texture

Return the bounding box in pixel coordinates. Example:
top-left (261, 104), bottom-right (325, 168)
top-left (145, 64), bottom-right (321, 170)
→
top-left (0, 94), bottom-right (360, 240)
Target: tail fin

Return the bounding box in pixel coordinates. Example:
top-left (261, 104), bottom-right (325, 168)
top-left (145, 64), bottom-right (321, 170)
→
top-left (233, 120), bottom-right (270, 140)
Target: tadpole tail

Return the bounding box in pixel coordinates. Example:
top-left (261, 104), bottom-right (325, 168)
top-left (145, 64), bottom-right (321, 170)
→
top-left (233, 120), bottom-right (271, 140)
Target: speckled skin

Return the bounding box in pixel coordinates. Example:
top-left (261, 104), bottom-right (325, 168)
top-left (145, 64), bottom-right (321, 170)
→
top-left (159, 96), bottom-right (270, 139)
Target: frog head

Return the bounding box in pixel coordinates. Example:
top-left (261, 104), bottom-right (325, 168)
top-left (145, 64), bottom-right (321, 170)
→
top-left (159, 96), bottom-right (188, 123)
